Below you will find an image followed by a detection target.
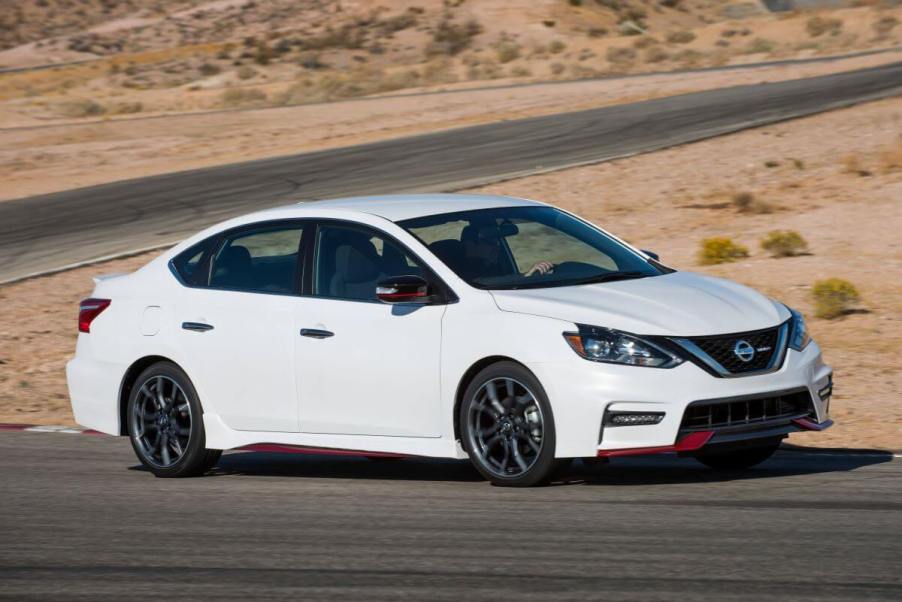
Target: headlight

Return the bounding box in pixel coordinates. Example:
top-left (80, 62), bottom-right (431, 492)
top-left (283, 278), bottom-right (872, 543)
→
top-left (563, 325), bottom-right (683, 368)
top-left (788, 306), bottom-right (811, 351)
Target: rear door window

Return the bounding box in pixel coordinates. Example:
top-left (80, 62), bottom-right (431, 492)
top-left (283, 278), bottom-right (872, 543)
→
top-left (209, 224), bottom-right (305, 294)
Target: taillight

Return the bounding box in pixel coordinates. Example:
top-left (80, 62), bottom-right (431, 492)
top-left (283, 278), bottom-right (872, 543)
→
top-left (78, 298), bottom-right (111, 333)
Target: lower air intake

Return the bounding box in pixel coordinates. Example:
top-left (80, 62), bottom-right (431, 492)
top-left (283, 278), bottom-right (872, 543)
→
top-left (681, 389), bottom-right (814, 431)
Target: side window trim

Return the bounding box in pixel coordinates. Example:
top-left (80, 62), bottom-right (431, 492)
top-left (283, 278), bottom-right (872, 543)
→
top-left (308, 218), bottom-right (457, 304)
top-left (171, 219), bottom-right (310, 296)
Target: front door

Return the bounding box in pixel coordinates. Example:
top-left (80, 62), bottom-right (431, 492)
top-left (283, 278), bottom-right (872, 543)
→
top-left (294, 221), bottom-right (445, 437)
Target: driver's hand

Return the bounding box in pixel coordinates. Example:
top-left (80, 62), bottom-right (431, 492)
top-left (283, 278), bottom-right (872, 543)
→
top-left (524, 261), bottom-right (555, 277)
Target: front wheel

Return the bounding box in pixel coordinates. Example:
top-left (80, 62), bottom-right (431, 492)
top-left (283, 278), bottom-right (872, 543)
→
top-left (695, 442), bottom-right (780, 470)
top-left (127, 361), bottom-right (221, 477)
top-left (460, 362), bottom-right (559, 487)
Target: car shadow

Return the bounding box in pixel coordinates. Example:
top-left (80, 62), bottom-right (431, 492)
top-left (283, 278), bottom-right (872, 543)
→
top-left (143, 445), bottom-right (894, 485)
top-left (567, 447), bottom-right (895, 487)
top-left (207, 452), bottom-right (486, 482)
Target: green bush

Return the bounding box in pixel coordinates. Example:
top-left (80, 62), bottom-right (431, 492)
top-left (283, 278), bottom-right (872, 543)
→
top-left (812, 278), bottom-right (860, 319)
top-left (698, 237), bottom-right (749, 265)
top-left (760, 230), bottom-right (808, 257)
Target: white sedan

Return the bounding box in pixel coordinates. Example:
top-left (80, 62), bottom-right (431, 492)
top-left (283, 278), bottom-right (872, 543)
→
top-left (67, 194), bottom-right (833, 486)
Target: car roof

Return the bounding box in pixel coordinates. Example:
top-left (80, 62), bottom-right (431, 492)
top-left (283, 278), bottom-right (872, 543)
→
top-left (260, 193), bottom-right (547, 223)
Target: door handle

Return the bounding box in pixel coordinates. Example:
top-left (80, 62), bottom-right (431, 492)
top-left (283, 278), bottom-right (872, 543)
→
top-left (182, 321), bottom-right (214, 332)
top-left (300, 328), bottom-right (334, 339)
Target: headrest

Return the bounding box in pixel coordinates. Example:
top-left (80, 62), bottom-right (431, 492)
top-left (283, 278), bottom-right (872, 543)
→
top-left (219, 245), bottom-right (252, 268)
top-left (335, 242), bottom-right (379, 283)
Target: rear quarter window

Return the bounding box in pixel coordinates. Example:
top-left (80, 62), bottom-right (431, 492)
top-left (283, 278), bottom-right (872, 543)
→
top-left (170, 239), bottom-right (215, 286)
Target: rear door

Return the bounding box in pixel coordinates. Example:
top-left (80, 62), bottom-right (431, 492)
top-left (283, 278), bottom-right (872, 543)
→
top-left (177, 221), bottom-right (307, 432)
top-left (293, 220), bottom-right (446, 437)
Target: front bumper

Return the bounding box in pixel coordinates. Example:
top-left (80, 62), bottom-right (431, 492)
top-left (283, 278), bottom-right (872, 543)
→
top-left (527, 340), bottom-right (833, 459)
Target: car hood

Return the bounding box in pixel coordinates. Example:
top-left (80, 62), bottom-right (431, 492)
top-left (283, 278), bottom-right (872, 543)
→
top-left (489, 271), bottom-right (788, 337)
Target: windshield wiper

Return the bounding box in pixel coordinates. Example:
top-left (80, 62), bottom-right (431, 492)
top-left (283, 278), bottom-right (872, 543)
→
top-left (566, 271), bottom-right (649, 286)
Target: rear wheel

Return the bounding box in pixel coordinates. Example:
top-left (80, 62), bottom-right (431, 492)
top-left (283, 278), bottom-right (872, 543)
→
top-left (127, 362), bottom-right (221, 477)
top-left (695, 442), bottom-right (780, 470)
top-left (460, 362), bottom-right (559, 487)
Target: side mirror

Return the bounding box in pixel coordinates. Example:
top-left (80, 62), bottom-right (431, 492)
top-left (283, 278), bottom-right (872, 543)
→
top-left (641, 249), bottom-right (660, 261)
top-left (376, 275), bottom-right (432, 304)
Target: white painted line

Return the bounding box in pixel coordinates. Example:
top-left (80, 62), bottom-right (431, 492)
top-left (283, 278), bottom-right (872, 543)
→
top-left (24, 425), bottom-right (86, 434)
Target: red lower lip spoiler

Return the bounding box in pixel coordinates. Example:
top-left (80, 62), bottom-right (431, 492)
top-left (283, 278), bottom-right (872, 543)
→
top-left (236, 443), bottom-right (408, 458)
top-left (792, 417), bottom-right (834, 431)
top-left (597, 430), bottom-right (714, 458)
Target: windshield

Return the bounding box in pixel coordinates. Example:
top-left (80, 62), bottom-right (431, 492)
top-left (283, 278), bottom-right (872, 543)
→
top-left (399, 206), bottom-right (666, 290)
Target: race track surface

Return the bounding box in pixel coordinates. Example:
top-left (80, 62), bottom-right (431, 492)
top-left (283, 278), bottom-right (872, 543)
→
top-left (1, 61), bottom-right (901, 283)
top-left (1, 432), bottom-right (900, 600)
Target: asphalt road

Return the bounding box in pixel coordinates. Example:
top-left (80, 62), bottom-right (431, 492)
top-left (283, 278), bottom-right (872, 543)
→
top-left (1, 431), bottom-right (900, 600)
top-left (2, 62), bottom-right (902, 283)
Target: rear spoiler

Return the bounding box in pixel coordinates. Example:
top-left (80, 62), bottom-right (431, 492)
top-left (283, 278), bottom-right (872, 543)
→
top-left (92, 273), bottom-right (127, 285)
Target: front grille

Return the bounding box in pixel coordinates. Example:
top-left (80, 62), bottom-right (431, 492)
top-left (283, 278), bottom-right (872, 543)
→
top-left (681, 390), bottom-right (813, 431)
top-left (688, 326), bottom-right (781, 374)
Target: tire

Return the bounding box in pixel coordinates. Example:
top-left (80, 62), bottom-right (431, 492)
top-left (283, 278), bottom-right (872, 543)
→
top-left (695, 442), bottom-right (780, 470)
top-left (127, 361), bottom-right (221, 477)
top-left (460, 361), bottom-right (560, 487)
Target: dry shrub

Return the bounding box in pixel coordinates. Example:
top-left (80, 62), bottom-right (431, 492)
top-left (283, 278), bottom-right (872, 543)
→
top-left (236, 66), bottom-right (257, 80)
top-left (812, 278), bottom-right (860, 319)
top-left (760, 231), bottom-right (808, 257)
top-left (496, 41), bottom-right (521, 63)
top-left (806, 16), bottom-right (843, 37)
top-left (199, 63), bottom-right (221, 76)
top-left (879, 141), bottom-right (902, 173)
top-left (110, 101), bottom-right (143, 114)
top-left (744, 38), bottom-right (776, 54)
top-left (841, 155), bottom-right (872, 177)
top-left (220, 88), bottom-right (267, 107)
top-left (378, 10), bottom-right (418, 35)
top-left (422, 59), bottom-right (458, 84)
top-left (606, 46), bottom-right (637, 64)
top-left (510, 65), bottom-right (532, 77)
top-left (428, 17), bottom-right (482, 56)
top-left (698, 237), bottom-right (749, 265)
top-left (873, 15), bottom-right (899, 36)
top-left (666, 30), bottom-right (695, 44)
top-left (374, 70), bottom-right (423, 92)
top-left (732, 191), bottom-right (774, 214)
top-left (632, 36), bottom-right (658, 49)
top-left (549, 40), bottom-right (566, 54)
top-left (550, 62), bottom-right (566, 75)
top-left (644, 46), bottom-right (669, 63)
top-left (673, 48), bottom-right (703, 65)
top-left (59, 99), bottom-right (105, 118)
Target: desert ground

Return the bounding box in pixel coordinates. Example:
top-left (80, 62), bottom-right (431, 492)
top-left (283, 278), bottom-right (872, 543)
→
top-left (1, 95), bottom-right (899, 450)
top-left (1, 48), bottom-right (900, 201)
top-left (2, 1), bottom-right (901, 200)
